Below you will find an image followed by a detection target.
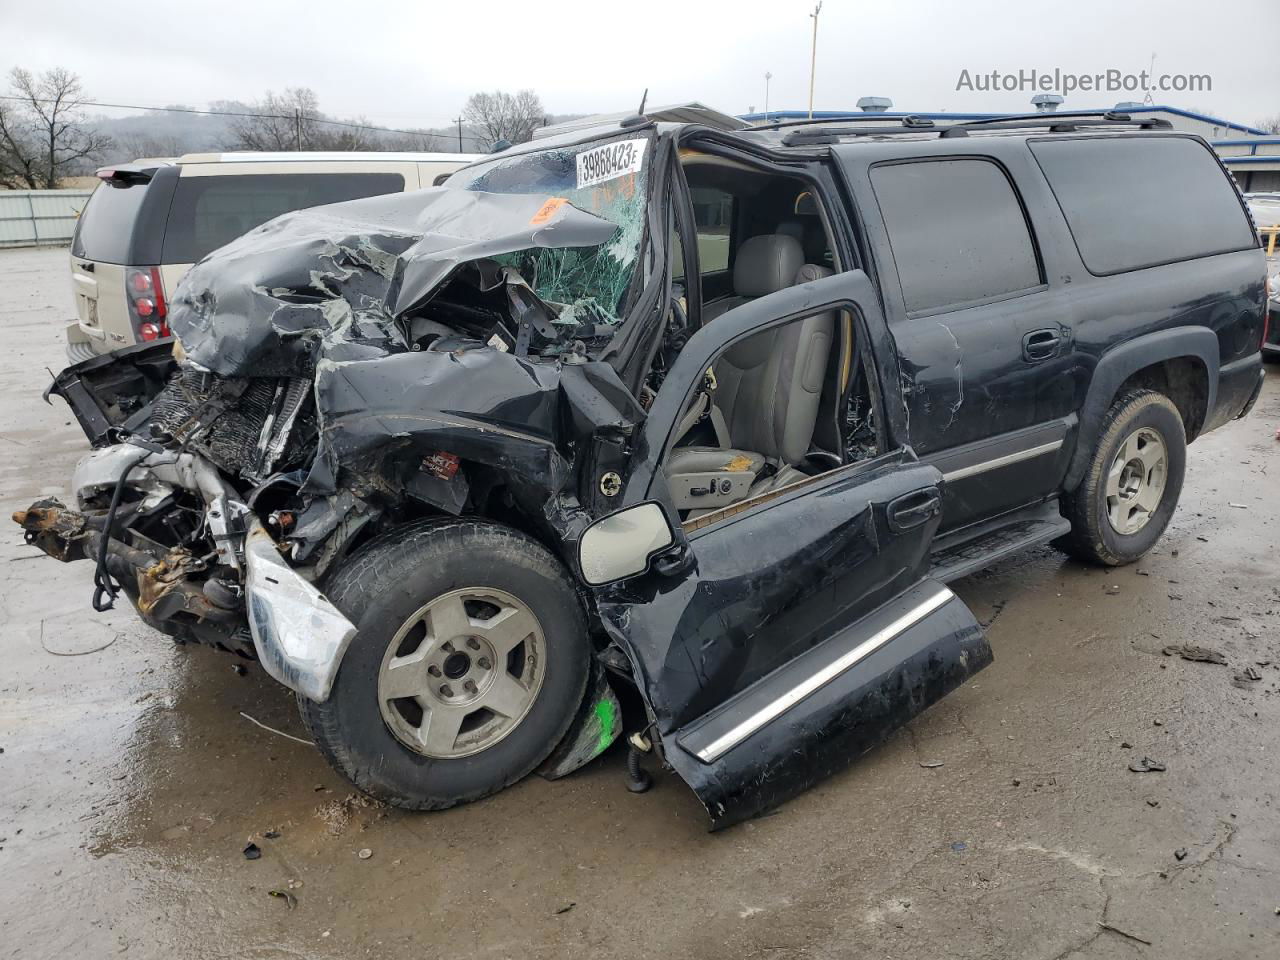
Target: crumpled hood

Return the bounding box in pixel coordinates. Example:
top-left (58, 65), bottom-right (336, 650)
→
top-left (168, 187), bottom-right (618, 377)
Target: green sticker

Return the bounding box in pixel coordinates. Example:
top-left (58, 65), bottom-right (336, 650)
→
top-left (593, 697), bottom-right (618, 756)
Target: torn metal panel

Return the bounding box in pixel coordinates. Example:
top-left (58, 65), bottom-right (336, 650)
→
top-left (309, 345), bottom-right (571, 495)
top-left (46, 340), bottom-right (178, 446)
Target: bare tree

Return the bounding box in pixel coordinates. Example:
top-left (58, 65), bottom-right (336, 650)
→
top-left (1256, 114), bottom-right (1280, 134)
top-left (0, 67), bottom-right (111, 188)
top-left (462, 90), bottom-right (545, 148)
top-left (117, 133), bottom-right (187, 161)
top-left (382, 129), bottom-right (442, 152)
top-left (227, 88), bottom-right (382, 151)
top-left (229, 87), bottom-right (324, 150)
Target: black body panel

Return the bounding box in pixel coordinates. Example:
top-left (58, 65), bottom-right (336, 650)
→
top-left (664, 582), bottom-right (991, 830)
top-left (597, 452), bottom-right (944, 733)
top-left (832, 133), bottom-right (1267, 535)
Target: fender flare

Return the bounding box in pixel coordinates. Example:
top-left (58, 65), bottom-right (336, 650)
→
top-left (1064, 326), bottom-right (1218, 491)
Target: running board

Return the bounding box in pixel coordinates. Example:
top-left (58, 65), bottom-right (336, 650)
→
top-left (663, 579), bottom-right (992, 830)
top-left (930, 502), bottom-right (1071, 583)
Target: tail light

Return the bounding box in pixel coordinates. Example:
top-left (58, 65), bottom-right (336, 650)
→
top-left (126, 267), bottom-right (169, 341)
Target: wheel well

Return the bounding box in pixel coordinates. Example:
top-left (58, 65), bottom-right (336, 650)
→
top-left (1113, 356), bottom-right (1208, 441)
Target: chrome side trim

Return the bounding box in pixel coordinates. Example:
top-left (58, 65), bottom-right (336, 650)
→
top-left (693, 585), bottom-right (956, 762)
top-left (941, 439), bottom-right (1063, 483)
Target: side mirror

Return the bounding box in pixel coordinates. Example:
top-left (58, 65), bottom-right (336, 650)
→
top-left (578, 501), bottom-right (675, 586)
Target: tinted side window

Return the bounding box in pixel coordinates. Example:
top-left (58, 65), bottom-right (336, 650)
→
top-left (691, 186), bottom-right (733, 273)
top-left (161, 172), bottom-right (404, 263)
top-left (72, 181), bottom-right (150, 264)
top-left (870, 158), bottom-right (1041, 314)
top-left (1030, 136), bottom-right (1256, 275)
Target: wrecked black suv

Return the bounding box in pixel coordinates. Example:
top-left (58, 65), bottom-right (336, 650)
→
top-left (16, 111), bottom-right (1268, 828)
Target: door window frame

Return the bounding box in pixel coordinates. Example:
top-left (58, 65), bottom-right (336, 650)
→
top-left (866, 154), bottom-right (1049, 321)
top-left (673, 134), bottom-right (853, 322)
top-left (619, 270), bottom-right (898, 530)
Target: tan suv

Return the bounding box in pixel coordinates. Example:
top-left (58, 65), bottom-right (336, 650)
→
top-left (66, 151), bottom-right (479, 360)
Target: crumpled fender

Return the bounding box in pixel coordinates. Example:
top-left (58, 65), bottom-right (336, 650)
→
top-left (307, 344), bottom-right (570, 495)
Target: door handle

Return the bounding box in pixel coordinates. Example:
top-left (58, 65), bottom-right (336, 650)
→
top-left (1022, 328), bottom-right (1062, 362)
top-left (887, 488), bottom-right (941, 533)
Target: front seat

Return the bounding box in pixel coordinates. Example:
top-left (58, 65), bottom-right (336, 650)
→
top-left (666, 240), bottom-right (835, 512)
top-left (702, 233), bottom-right (804, 323)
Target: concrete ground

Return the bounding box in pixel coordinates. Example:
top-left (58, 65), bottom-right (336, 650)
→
top-left (1, 245), bottom-right (1278, 959)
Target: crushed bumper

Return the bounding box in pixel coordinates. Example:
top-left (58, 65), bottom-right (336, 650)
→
top-left (15, 441), bottom-right (359, 703)
top-left (244, 520), bottom-right (357, 703)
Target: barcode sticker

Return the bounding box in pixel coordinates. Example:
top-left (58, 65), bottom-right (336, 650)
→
top-left (576, 139), bottom-right (647, 189)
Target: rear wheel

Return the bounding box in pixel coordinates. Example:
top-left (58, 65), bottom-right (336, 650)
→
top-left (299, 519), bottom-right (589, 810)
top-left (1060, 390), bottom-right (1186, 566)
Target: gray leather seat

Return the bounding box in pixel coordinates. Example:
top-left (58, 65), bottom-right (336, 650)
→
top-left (702, 233), bottom-right (805, 323)
top-left (667, 238), bottom-right (835, 512)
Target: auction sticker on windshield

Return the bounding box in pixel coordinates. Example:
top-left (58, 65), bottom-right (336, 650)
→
top-left (576, 139), bottom-right (648, 189)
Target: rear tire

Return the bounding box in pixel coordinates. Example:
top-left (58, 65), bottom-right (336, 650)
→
top-left (1060, 390), bottom-right (1186, 567)
top-left (298, 518), bottom-right (589, 810)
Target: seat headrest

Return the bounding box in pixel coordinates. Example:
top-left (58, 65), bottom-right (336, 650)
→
top-left (794, 263), bottom-right (832, 284)
top-left (733, 234), bottom-right (804, 298)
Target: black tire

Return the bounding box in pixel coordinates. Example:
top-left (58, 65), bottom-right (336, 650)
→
top-left (298, 518), bottom-right (589, 810)
top-left (1060, 389), bottom-right (1186, 567)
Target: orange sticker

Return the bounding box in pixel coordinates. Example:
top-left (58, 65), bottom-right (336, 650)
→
top-left (530, 197), bottom-right (568, 226)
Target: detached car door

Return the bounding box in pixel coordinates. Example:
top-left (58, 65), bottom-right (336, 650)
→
top-left (586, 270), bottom-right (992, 828)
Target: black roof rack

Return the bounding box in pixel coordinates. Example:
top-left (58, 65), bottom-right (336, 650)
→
top-left (939, 110), bottom-right (1173, 138)
top-left (782, 116), bottom-right (936, 146)
top-left (778, 110), bottom-right (1172, 147)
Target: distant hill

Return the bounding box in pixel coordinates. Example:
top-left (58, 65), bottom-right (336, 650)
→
top-left (80, 106), bottom-right (584, 169)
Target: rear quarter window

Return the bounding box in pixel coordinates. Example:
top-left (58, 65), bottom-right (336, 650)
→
top-left (1030, 136), bottom-right (1257, 276)
top-left (161, 171), bottom-right (405, 264)
top-left (870, 157), bottom-right (1043, 315)
top-left (71, 181), bottom-right (150, 264)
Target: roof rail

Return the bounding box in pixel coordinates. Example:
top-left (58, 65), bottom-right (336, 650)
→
top-left (939, 111), bottom-right (1173, 138)
top-left (778, 111), bottom-right (1173, 146)
top-left (782, 116), bottom-right (938, 146)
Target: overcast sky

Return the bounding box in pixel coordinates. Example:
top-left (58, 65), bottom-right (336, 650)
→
top-left (7, 0), bottom-right (1279, 129)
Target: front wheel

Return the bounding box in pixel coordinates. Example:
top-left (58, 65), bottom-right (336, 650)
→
top-left (299, 519), bottom-right (590, 810)
top-left (1060, 390), bottom-right (1187, 567)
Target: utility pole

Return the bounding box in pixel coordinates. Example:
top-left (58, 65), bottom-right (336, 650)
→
top-left (764, 71), bottom-right (772, 121)
top-left (294, 108), bottom-right (302, 150)
top-left (808, 2), bottom-right (822, 119)
top-left (453, 116), bottom-right (464, 153)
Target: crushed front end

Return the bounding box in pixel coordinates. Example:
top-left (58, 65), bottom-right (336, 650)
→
top-left (15, 170), bottom-right (654, 704)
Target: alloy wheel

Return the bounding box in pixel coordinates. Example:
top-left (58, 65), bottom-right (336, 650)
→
top-left (376, 587), bottom-right (546, 758)
top-left (1105, 426), bottom-right (1168, 536)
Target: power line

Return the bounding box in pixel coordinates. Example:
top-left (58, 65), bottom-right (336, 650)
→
top-left (0, 94), bottom-right (488, 144)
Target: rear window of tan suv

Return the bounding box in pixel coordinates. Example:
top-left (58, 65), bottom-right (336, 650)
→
top-left (72, 180), bottom-right (151, 264)
top-left (160, 171), bottom-right (405, 264)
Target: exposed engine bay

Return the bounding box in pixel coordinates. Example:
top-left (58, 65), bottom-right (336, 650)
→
top-left (15, 177), bottom-right (653, 695)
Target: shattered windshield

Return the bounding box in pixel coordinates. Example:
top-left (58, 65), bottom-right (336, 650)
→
top-left (448, 133), bottom-right (653, 327)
